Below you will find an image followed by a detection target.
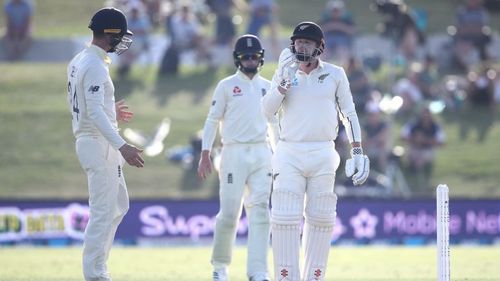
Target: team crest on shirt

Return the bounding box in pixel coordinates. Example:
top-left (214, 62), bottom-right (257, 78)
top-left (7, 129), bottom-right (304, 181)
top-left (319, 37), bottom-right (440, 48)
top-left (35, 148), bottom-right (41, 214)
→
top-left (261, 88), bottom-right (267, 96)
top-left (232, 86), bottom-right (243, 96)
top-left (318, 73), bottom-right (330, 83)
top-left (291, 77), bottom-right (299, 87)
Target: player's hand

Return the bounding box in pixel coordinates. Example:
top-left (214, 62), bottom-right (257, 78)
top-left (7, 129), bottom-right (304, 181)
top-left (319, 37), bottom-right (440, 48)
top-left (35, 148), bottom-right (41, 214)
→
top-left (345, 147), bottom-right (370, 185)
top-left (197, 150), bottom-right (213, 180)
top-left (115, 99), bottom-right (134, 123)
top-left (119, 143), bottom-right (144, 168)
top-left (277, 79), bottom-right (291, 94)
top-left (275, 48), bottom-right (298, 94)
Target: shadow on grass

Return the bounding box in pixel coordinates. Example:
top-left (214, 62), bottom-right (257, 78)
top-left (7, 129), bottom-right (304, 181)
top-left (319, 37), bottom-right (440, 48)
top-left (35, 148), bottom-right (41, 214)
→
top-left (113, 74), bottom-right (148, 101)
top-left (441, 105), bottom-right (497, 143)
top-left (151, 67), bottom-right (226, 106)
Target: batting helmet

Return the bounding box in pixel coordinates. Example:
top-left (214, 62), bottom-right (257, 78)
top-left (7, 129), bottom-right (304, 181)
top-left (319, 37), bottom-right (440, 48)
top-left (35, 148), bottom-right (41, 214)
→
top-left (89, 7), bottom-right (133, 54)
top-left (290, 21), bottom-right (325, 62)
top-left (233, 34), bottom-right (265, 73)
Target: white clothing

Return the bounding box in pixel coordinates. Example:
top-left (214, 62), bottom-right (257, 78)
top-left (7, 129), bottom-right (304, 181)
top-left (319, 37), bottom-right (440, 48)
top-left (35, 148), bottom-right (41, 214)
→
top-left (77, 136), bottom-right (129, 281)
top-left (170, 13), bottom-right (201, 48)
top-left (67, 45), bottom-right (129, 281)
top-left (262, 59), bottom-right (362, 281)
top-left (201, 70), bottom-right (275, 278)
top-left (67, 45), bottom-right (126, 149)
top-left (262, 59), bottom-right (362, 144)
top-left (202, 70), bottom-right (277, 151)
top-left (212, 143), bottom-right (272, 277)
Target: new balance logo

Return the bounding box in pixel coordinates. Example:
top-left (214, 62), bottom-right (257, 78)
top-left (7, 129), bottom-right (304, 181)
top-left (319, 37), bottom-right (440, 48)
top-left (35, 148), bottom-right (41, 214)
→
top-left (88, 85), bottom-right (100, 93)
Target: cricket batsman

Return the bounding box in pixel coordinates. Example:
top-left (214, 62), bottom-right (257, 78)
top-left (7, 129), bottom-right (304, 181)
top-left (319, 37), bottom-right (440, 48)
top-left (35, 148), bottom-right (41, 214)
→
top-left (262, 21), bottom-right (370, 281)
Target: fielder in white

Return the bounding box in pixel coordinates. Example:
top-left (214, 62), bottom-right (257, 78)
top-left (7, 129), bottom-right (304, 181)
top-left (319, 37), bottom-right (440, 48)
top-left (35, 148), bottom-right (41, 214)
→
top-left (66, 7), bottom-right (144, 281)
top-left (198, 34), bottom-right (278, 281)
top-left (261, 21), bottom-right (370, 281)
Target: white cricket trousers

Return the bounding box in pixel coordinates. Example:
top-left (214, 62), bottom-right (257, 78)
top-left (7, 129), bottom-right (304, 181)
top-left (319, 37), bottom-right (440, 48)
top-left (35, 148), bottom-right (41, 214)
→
top-left (76, 136), bottom-right (129, 281)
top-left (271, 141), bottom-right (340, 281)
top-left (211, 142), bottom-right (272, 278)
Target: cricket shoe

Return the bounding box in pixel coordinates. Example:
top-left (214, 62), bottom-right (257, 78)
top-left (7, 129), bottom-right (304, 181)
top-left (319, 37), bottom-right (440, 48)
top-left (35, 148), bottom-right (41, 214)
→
top-left (213, 268), bottom-right (228, 281)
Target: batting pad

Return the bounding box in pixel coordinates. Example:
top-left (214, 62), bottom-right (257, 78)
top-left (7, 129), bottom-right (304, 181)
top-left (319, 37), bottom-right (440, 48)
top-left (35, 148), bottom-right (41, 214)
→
top-left (271, 189), bottom-right (303, 281)
top-left (302, 192), bottom-right (337, 281)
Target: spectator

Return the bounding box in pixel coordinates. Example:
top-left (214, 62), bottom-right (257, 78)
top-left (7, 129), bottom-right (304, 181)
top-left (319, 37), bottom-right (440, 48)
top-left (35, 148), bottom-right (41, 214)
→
top-left (118, 3), bottom-right (152, 77)
top-left (458, 64), bottom-right (496, 142)
top-left (207, 0), bottom-right (247, 67)
top-left (2, 0), bottom-right (33, 61)
top-left (362, 104), bottom-right (391, 173)
top-left (372, 0), bottom-right (425, 63)
top-left (466, 63), bottom-right (495, 106)
top-left (401, 107), bottom-right (445, 192)
top-left (246, 0), bottom-right (279, 58)
top-left (413, 55), bottom-right (439, 100)
top-left (393, 68), bottom-right (424, 115)
top-left (346, 56), bottom-right (373, 114)
top-left (320, 0), bottom-right (356, 64)
top-left (451, 0), bottom-right (491, 70)
top-left (141, 0), bottom-right (163, 29)
top-left (168, 4), bottom-right (213, 68)
top-left (208, 0), bottom-right (245, 46)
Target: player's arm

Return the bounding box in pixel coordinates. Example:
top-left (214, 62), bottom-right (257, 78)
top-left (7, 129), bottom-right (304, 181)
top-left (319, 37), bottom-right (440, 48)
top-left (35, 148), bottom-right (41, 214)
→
top-left (198, 82), bottom-right (226, 179)
top-left (84, 69), bottom-right (144, 167)
top-left (83, 69), bottom-right (126, 149)
top-left (262, 73), bottom-right (285, 120)
top-left (335, 67), bottom-right (362, 144)
top-left (262, 81), bottom-right (280, 151)
top-left (262, 48), bottom-right (297, 118)
top-left (335, 68), bottom-right (369, 185)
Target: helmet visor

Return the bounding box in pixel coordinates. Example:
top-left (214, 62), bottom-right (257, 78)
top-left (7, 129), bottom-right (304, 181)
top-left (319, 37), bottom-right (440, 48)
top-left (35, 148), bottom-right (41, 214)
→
top-left (237, 53), bottom-right (263, 61)
top-left (115, 35), bottom-right (132, 55)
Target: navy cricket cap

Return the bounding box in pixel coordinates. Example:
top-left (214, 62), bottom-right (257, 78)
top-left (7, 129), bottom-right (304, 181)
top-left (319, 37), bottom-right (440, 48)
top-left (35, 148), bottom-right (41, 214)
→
top-left (88, 7), bottom-right (133, 36)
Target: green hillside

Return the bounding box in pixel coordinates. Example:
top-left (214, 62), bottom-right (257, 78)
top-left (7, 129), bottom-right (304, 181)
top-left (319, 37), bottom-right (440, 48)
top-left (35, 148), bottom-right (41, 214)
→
top-left (0, 0), bottom-right (499, 199)
top-left (0, 62), bottom-right (499, 199)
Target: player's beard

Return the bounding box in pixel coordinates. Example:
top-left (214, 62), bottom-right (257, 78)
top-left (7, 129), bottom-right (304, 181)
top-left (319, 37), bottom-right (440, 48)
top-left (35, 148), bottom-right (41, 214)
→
top-left (242, 66), bottom-right (258, 74)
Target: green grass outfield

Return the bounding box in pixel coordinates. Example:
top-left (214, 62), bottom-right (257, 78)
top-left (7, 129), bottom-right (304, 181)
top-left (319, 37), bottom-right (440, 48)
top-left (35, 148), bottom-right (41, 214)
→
top-left (0, 246), bottom-right (498, 280)
top-left (0, 63), bottom-right (500, 199)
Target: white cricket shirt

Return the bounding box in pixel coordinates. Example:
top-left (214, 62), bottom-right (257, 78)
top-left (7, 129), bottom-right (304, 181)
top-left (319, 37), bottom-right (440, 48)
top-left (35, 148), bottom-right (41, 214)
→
top-left (67, 45), bottom-right (126, 150)
top-left (262, 59), bottom-right (362, 143)
top-left (202, 70), bottom-right (275, 151)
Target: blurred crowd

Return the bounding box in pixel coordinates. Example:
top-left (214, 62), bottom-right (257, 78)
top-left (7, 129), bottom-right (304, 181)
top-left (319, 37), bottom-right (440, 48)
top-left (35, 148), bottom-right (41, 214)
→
top-left (329, 0), bottom-right (499, 196)
top-left (3, 0), bottom-right (500, 196)
top-left (101, 0), bottom-right (280, 75)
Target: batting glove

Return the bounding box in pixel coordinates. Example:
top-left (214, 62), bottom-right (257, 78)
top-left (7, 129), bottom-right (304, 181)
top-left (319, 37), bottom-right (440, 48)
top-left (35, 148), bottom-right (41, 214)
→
top-left (274, 48), bottom-right (299, 90)
top-left (345, 147), bottom-right (370, 186)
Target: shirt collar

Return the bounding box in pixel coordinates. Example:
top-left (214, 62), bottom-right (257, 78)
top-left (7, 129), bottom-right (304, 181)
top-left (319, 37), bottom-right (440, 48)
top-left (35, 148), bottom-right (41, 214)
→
top-left (297, 59), bottom-right (325, 75)
top-left (88, 44), bottom-right (112, 65)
